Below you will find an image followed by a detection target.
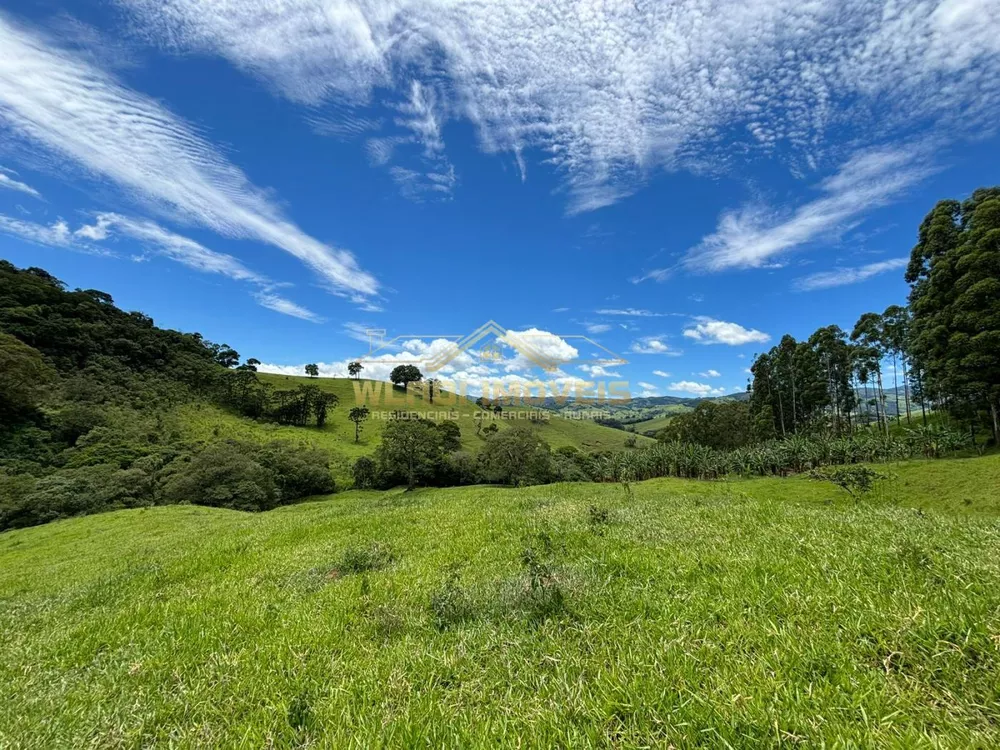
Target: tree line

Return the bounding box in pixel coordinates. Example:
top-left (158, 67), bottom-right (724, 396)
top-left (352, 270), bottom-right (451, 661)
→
top-left (748, 187), bottom-right (999, 445)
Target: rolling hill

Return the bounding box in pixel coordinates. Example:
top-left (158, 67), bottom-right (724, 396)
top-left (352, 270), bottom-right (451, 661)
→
top-left (3, 454), bottom-right (999, 746)
top-left (176, 375), bottom-right (654, 481)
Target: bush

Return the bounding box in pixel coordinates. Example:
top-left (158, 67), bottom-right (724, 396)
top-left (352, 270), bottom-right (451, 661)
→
top-left (160, 440), bottom-right (334, 512)
top-left (352, 456), bottom-right (378, 489)
top-left (478, 427), bottom-right (554, 486)
top-left (335, 542), bottom-right (395, 574)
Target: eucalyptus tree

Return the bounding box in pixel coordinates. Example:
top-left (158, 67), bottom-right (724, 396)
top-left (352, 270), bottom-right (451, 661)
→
top-left (906, 187), bottom-right (1000, 441)
top-left (851, 313), bottom-right (889, 434)
top-left (882, 305), bottom-right (913, 424)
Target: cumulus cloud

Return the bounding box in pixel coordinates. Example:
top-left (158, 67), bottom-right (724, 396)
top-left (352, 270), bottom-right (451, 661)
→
top-left (677, 146), bottom-right (935, 273)
top-left (0, 14), bottom-right (378, 299)
top-left (579, 363), bottom-right (621, 378)
top-left (698, 369), bottom-right (722, 378)
top-left (793, 257), bottom-right (909, 291)
top-left (667, 380), bottom-right (728, 397)
top-left (630, 336), bottom-right (680, 356)
top-left (683, 317), bottom-right (770, 346)
top-left (0, 167), bottom-right (41, 199)
top-left (114, 0), bottom-right (1000, 212)
top-left (637, 382), bottom-right (661, 397)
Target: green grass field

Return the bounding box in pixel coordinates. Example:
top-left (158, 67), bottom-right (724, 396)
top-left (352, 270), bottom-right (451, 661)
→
top-left (2, 454), bottom-right (999, 746)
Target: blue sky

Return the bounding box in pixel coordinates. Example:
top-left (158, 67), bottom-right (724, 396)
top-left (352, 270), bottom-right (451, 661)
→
top-left (1, 1), bottom-right (998, 398)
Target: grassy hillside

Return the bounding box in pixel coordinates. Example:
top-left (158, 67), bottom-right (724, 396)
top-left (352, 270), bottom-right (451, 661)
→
top-left (3, 454), bottom-right (999, 746)
top-left (629, 413), bottom-right (676, 435)
top-left (184, 374), bottom-right (654, 460)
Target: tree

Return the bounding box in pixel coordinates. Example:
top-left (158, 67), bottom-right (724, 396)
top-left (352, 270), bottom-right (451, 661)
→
top-left (389, 364), bottom-right (423, 391)
top-left (907, 188), bottom-right (1000, 442)
top-left (438, 420), bottom-right (462, 452)
top-left (478, 426), bottom-right (553, 486)
top-left (211, 343), bottom-right (240, 369)
top-left (304, 363), bottom-right (319, 378)
top-left (348, 361), bottom-right (363, 380)
top-left (427, 378), bottom-right (441, 404)
top-left (348, 405), bottom-right (370, 443)
top-left (882, 305), bottom-right (913, 425)
top-left (375, 417), bottom-right (443, 490)
top-left (0, 333), bottom-right (54, 417)
top-left (851, 313), bottom-right (889, 434)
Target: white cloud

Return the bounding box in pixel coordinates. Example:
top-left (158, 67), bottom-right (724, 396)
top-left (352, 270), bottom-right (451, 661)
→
top-left (585, 323), bottom-right (612, 334)
top-left (552, 307), bottom-right (570, 313)
top-left (0, 214), bottom-right (75, 248)
top-left (500, 328), bottom-right (579, 371)
top-left (630, 336), bottom-right (680, 356)
top-left (636, 381), bottom-right (661, 397)
top-left (0, 167), bottom-right (41, 199)
top-left (114, 0), bottom-right (1000, 213)
top-left (683, 317), bottom-right (770, 346)
top-left (652, 370), bottom-right (671, 378)
top-left (793, 257), bottom-right (909, 291)
top-left (0, 14), bottom-right (378, 299)
top-left (596, 308), bottom-right (666, 317)
top-left (698, 369), bottom-right (722, 378)
top-left (0, 210), bottom-right (320, 321)
top-left (579, 363), bottom-right (621, 378)
top-left (678, 146), bottom-right (935, 273)
top-left (253, 293), bottom-right (323, 323)
top-left (667, 380), bottom-right (728, 397)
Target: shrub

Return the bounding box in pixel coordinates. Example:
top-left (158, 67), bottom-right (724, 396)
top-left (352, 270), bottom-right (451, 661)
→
top-left (478, 427), bottom-right (554, 486)
top-left (336, 542), bottom-right (396, 575)
top-left (429, 570), bottom-right (476, 630)
top-left (352, 456), bottom-right (378, 489)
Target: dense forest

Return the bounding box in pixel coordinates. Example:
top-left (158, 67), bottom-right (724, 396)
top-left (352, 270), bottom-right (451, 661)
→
top-left (0, 261), bottom-right (335, 530)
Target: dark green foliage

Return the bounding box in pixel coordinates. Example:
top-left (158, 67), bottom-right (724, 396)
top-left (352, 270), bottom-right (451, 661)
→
top-left (160, 441), bottom-right (334, 512)
top-left (352, 456), bottom-right (378, 489)
top-left (429, 570), bottom-right (476, 630)
top-left (657, 400), bottom-right (752, 450)
top-left (478, 426), bottom-right (554, 486)
top-left (438, 420), bottom-right (462, 452)
top-left (375, 416), bottom-right (444, 490)
top-left (907, 187), bottom-right (1000, 440)
top-left (335, 542), bottom-right (395, 574)
top-left (389, 364), bottom-right (422, 390)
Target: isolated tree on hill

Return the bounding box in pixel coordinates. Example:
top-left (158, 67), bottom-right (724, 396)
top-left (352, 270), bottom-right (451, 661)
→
top-left (243, 357), bottom-right (260, 372)
top-left (906, 187), bottom-right (1000, 441)
top-left (389, 364), bottom-right (422, 391)
top-left (348, 361), bottom-right (363, 380)
top-left (349, 405), bottom-right (370, 443)
top-left (304, 363), bottom-right (319, 378)
top-left (427, 378), bottom-right (441, 404)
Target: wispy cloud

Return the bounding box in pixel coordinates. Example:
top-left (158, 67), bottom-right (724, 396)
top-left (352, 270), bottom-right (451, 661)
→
top-left (0, 214), bottom-right (77, 249)
top-left (793, 257), bottom-right (909, 291)
top-left (254, 293), bottom-right (322, 323)
top-left (597, 308), bottom-right (668, 317)
top-left (683, 317), bottom-right (770, 346)
top-left (116, 0), bottom-right (1000, 212)
top-left (0, 210), bottom-right (320, 321)
top-left (652, 370), bottom-right (671, 378)
top-left (679, 146), bottom-right (935, 273)
top-left (0, 13), bottom-right (378, 300)
top-left (698, 369), bottom-right (722, 378)
top-left (585, 323), bottom-right (612, 334)
top-left (0, 167), bottom-right (41, 199)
